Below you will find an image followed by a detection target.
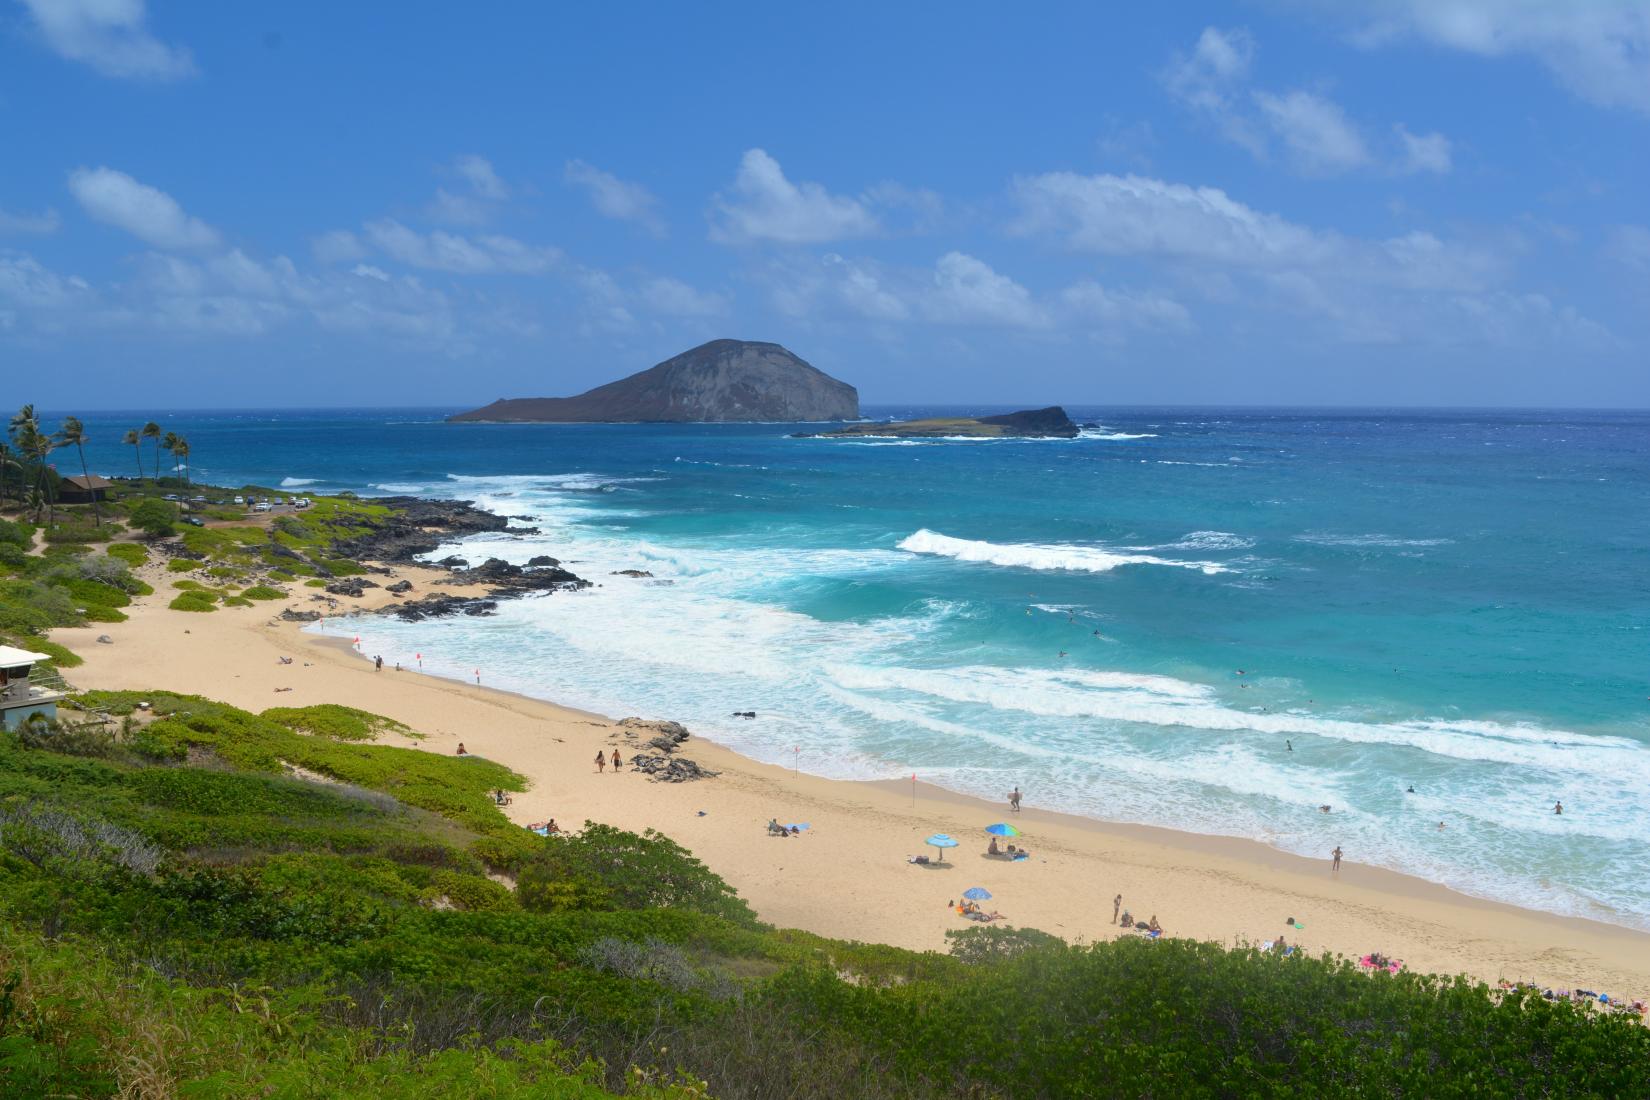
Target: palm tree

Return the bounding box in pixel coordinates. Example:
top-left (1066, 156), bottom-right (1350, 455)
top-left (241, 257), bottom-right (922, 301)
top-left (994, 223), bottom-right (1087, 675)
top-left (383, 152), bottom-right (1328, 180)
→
top-left (161, 431), bottom-right (182, 483)
top-left (18, 422), bottom-right (56, 524)
top-left (175, 437), bottom-right (191, 487)
top-left (141, 421), bottom-right (162, 483)
top-left (56, 416), bottom-right (103, 527)
top-left (121, 428), bottom-right (143, 484)
top-left (9, 406), bottom-right (42, 516)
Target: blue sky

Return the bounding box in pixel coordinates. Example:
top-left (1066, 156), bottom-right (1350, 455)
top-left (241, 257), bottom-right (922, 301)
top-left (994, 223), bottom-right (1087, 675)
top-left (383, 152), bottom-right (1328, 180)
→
top-left (3, 1), bottom-right (1647, 408)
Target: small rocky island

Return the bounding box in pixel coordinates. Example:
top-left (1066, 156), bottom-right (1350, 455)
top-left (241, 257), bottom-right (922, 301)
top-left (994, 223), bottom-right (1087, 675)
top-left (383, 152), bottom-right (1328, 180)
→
top-left (448, 339), bottom-right (858, 423)
top-left (806, 406), bottom-right (1080, 439)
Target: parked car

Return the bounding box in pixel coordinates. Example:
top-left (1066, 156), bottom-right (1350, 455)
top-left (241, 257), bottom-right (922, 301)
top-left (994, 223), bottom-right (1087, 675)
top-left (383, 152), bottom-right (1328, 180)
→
top-left (183, 517), bottom-right (205, 527)
top-left (164, 493), bottom-right (181, 501)
top-left (232, 495), bottom-right (245, 505)
top-left (253, 502), bottom-right (272, 512)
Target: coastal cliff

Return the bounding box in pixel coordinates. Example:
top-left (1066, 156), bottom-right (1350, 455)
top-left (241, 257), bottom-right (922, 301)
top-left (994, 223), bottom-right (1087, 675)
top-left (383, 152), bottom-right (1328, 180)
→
top-left (448, 339), bottom-right (859, 423)
top-left (807, 405), bottom-right (1080, 439)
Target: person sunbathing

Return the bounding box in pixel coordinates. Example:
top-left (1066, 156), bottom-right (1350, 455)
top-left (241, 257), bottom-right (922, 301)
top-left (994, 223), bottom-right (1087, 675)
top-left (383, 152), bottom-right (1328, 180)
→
top-left (1148, 916), bottom-right (1162, 933)
top-left (767, 818), bottom-right (788, 836)
top-left (987, 837), bottom-right (1001, 855)
top-left (1118, 910), bottom-right (1133, 927)
top-left (907, 854), bottom-right (931, 864)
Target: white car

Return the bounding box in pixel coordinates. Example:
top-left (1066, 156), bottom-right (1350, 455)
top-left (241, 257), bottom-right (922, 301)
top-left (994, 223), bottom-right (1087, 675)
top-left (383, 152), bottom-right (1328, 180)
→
top-left (253, 502), bottom-right (272, 512)
top-left (233, 495), bottom-right (245, 505)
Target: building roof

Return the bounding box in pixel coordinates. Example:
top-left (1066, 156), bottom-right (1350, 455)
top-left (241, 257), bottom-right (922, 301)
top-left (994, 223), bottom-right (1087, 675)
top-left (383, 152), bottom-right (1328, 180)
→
top-left (0, 646), bottom-right (50, 667)
top-left (61, 474), bottom-right (113, 490)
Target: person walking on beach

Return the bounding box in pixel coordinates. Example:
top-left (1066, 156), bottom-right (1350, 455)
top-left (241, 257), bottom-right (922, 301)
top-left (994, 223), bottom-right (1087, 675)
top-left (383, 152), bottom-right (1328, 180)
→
top-left (1331, 845), bottom-right (1343, 872)
top-left (1113, 894), bottom-right (1122, 924)
top-left (611, 749), bottom-right (623, 772)
top-left (595, 750), bottom-right (606, 774)
top-left (374, 655), bottom-right (383, 670)
top-left (1009, 787), bottom-right (1022, 813)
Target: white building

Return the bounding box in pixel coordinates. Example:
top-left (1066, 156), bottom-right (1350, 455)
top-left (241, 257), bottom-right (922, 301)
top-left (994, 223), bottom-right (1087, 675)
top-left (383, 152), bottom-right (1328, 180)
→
top-left (0, 646), bottom-right (64, 730)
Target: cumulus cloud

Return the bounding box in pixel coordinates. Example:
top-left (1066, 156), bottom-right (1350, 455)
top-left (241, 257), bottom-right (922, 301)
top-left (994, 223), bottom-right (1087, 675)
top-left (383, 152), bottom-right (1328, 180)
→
top-left (68, 167), bottom-right (220, 250)
top-left (636, 276), bottom-right (726, 316)
top-left (565, 160), bottom-right (665, 234)
top-left (925, 252), bottom-right (1045, 328)
top-left (1253, 90), bottom-right (1370, 174)
top-left (361, 219), bottom-right (562, 275)
top-left (1163, 26), bottom-right (1453, 177)
top-left (0, 206), bottom-right (61, 235)
top-left (1345, 0), bottom-right (1650, 115)
top-left (21, 0), bottom-right (196, 80)
top-left (1394, 124), bottom-right (1453, 175)
top-left (427, 155), bottom-right (510, 225)
top-left (710, 149), bottom-right (878, 244)
top-left (311, 229), bottom-right (366, 264)
top-left (1604, 225), bottom-right (1650, 272)
top-left (1059, 282), bottom-right (1192, 332)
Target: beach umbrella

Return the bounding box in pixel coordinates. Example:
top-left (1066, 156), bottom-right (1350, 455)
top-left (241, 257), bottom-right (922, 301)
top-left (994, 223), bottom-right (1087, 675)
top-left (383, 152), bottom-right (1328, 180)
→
top-left (984, 823), bottom-right (1020, 837)
top-left (925, 833), bottom-right (959, 861)
top-left (962, 887), bottom-right (992, 901)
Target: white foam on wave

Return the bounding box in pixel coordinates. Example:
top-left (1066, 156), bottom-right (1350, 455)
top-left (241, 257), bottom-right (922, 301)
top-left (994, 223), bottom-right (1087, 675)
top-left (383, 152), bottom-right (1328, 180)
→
top-left (279, 477), bottom-right (320, 487)
top-left (1296, 533), bottom-right (1453, 548)
top-left (1082, 429), bottom-right (1159, 440)
top-left (371, 483), bottom-right (426, 494)
top-left (897, 529), bottom-right (1231, 576)
top-left (1154, 530), bottom-right (1255, 552)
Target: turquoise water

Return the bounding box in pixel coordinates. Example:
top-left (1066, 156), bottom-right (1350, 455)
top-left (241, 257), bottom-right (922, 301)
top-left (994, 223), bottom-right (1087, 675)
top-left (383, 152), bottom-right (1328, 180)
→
top-left (68, 407), bottom-right (1650, 926)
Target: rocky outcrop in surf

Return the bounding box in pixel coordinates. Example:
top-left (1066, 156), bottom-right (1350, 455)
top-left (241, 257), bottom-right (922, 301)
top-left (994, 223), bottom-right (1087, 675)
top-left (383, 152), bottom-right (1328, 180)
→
top-left (448, 339), bottom-right (859, 423)
top-left (804, 406), bottom-right (1079, 439)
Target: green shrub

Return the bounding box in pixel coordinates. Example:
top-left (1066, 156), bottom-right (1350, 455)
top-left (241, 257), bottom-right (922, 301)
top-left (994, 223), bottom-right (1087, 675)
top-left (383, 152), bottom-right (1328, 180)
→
top-left (304, 579), bottom-right (327, 588)
top-left (0, 517), bottom-right (34, 548)
top-left (2, 635), bottom-right (81, 669)
top-left (167, 558), bottom-right (197, 573)
top-left (168, 591), bottom-right (217, 613)
top-left (0, 543), bottom-right (28, 570)
top-left (105, 542), bottom-right (148, 568)
top-left (261, 704), bottom-right (410, 741)
top-left (222, 596), bottom-right (253, 607)
top-left (320, 558), bottom-right (368, 577)
top-left (517, 823), bottom-right (758, 929)
top-left (128, 498), bottom-right (177, 539)
top-left (55, 577), bottom-right (131, 609)
top-left (241, 585), bottom-right (287, 601)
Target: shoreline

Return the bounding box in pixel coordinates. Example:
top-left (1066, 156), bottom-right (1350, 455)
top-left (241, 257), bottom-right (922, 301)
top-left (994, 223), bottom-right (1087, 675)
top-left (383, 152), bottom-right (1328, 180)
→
top-left (49, 561), bottom-right (1650, 998)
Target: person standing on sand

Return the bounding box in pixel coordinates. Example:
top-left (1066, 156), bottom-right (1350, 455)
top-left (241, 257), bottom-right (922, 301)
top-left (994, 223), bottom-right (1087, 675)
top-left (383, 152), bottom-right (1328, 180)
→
top-left (375, 655), bottom-right (383, 670)
top-left (1009, 787), bottom-right (1022, 813)
top-left (1113, 894), bottom-right (1122, 924)
top-left (1331, 845), bottom-right (1343, 872)
top-left (611, 748), bottom-right (623, 772)
top-left (595, 750), bottom-right (606, 773)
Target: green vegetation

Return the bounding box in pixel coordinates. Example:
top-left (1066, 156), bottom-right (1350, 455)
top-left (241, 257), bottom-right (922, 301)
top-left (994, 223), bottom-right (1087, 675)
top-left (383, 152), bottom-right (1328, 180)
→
top-left (168, 591), bottom-right (218, 612)
top-left (0, 693), bottom-right (1643, 1098)
top-left (241, 583), bottom-right (287, 600)
top-left (262, 703), bottom-right (414, 741)
top-left (128, 497), bottom-right (178, 539)
top-left (104, 541), bottom-right (148, 568)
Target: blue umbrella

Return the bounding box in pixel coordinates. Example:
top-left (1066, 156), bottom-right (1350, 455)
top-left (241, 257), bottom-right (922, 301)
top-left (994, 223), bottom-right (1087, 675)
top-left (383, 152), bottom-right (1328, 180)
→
top-left (984, 823), bottom-right (1021, 838)
top-left (962, 886), bottom-right (992, 901)
top-left (925, 833), bottom-right (959, 862)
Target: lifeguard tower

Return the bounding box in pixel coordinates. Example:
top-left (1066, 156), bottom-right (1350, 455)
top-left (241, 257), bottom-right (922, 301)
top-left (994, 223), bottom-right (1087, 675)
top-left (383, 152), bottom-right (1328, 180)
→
top-left (0, 646), bottom-right (65, 730)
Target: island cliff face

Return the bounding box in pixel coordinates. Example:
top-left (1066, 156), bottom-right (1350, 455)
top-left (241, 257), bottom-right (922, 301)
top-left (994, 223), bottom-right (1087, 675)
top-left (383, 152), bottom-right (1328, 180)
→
top-left (808, 406), bottom-right (1080, 439)
top-left (448, 339), bottom-right (859, 423)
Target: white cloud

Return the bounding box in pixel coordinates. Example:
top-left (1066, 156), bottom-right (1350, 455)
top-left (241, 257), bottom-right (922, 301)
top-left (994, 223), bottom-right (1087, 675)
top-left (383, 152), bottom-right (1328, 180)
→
top-left (1011, 172), bottom-right (1331, 266)
top-left (1059, 282), bottom-right (1192, 332)
top-left (1605, 225), bottom-right (1650, 272)
top-left (1253, 90), bottom-right (1370, 175)
top-left (0, 249), bottom-right (93, 314)
top-left (1346, 1), bottom-right (1650, 115)
top-left (565, 160), bottom-right (665, 234)
top-left (924, 252), bottom-right (1045, 328)
top-left (0, 206), bottom-right (60, 235)
top-left (1394, 125), bottom-right (1453, 175)
top-left (361, 219), bottom-right (561, 275)
top-left (710, 149), bottom-right (878, 244)
top-left (636, 276), bottom-right (726, 316)
top-left (1163, 26), bottom-right (1452, 178)
top-left (22, 0), bottom-right (195, 80)
top-left (67, 167), bottom-right (220, 250)
top-left (427, 155), bottom-right (510, 225)
top-left (312, 230), bottom-right (366, 264)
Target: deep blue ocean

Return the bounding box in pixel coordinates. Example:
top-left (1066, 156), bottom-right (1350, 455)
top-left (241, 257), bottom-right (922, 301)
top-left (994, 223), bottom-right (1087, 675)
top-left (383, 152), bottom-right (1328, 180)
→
top-left (64, 406), bottom-right (1650, 927)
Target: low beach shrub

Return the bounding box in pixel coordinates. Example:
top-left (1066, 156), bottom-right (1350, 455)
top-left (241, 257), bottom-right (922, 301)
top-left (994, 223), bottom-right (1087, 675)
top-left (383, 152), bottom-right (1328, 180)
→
top-left (241, 584), bottom-right (287, 600)
top-left (262, 703), bottom-right (410, 741)
top-left (104, 542), bottom-right (148, 568)
top-left (168, 591), bottom-right (217, 612)
top-left (167, 558), bottom-right (196, 572)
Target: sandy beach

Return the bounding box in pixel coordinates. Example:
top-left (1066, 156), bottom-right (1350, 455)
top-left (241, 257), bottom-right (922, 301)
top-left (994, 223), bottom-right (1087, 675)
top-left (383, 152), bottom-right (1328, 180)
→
top-left (50, 561), bottom-right (1650, 1000)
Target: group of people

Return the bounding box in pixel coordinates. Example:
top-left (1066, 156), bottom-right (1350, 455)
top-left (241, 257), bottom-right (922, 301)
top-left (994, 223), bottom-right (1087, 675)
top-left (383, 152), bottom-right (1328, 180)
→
top-left (985, 837), bottom-right (1031, 859)
top-left (952, 898), bottom-right (1005, 922)
top-left (767, 818), bottom-right (804, 837)
top-left (594, 749), bottom-right (623, 772)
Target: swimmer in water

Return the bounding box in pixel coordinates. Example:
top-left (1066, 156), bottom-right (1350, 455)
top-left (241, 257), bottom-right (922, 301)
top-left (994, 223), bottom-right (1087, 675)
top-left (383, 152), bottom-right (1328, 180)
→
top-left (1286, 740), bottom-right (1293, 752)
